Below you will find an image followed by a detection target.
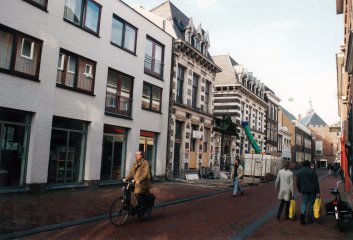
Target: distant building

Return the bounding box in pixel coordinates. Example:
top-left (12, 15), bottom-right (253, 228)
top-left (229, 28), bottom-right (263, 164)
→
top-left (213, 55), bottom-right (267, 170)
top-left (278, 106), bottom-right (292, 161)
top-left (299, 101), bottom-right (339, 167)
top-left (281, 107), bottom-right (312, 166)
top-left (265, 87), bottom-right (280, 155)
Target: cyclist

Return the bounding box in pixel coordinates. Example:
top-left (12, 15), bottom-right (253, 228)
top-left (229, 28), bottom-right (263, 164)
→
top-left (124, 151), bottom-right (155, 216)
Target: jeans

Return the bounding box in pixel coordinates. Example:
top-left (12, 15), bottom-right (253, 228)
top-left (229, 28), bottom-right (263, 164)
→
top-left (233, 178), bottom-right (242, 195)
top-left (301, 192), bottom-right (316, 220)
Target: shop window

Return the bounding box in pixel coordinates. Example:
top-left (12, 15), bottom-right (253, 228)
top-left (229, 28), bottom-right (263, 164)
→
top-left (100, 125), bottom-right (127, 182)
top-left (0, 24), bottom-right (43, 80)
top-left (105, 68), bottom-right (133, 118)
top-left (64, 0), bottom-right (101, 35)
top-left (144, 36), bottom-right (164, 79)
top-left (0, 108), bottom-right (31, 188)
top-left (48, 117), bottom-right (87, 185)
top-left (111, 14), bottom-right (137, 54)
top-left (142, 82), bottom-right (162, 112)
top-left (23, 0), bottom-right (48, 11)
top-left (56, 49), bottom-right (96, 94)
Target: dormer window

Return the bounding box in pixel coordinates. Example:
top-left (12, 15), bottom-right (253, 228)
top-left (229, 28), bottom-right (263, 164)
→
top-left (191, 35), bottom-right (197, 48)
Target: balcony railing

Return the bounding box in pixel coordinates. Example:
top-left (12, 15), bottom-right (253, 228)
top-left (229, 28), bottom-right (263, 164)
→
top-left (144, 54), bottom-right (164, 78)
top-left (105, 93), bottom-right (133, 118)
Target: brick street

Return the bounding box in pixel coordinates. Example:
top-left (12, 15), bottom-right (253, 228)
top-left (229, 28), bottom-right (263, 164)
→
top-left (0, 169), bottom-right (351, 240)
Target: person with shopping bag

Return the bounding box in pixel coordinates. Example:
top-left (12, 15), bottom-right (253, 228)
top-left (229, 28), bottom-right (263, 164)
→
top-left (313, 197), bottom-right (322, 219)
top-left (296, 160), bottom-right (320, 225)
top-left (275, 162), bottom-right (294, 220)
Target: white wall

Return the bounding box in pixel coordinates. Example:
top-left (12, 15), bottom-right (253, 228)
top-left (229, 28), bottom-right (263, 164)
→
top-left (0, 0), bottom-right (172, 184)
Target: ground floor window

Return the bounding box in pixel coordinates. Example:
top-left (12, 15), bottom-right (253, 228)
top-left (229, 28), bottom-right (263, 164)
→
top-left (100, 125), bottom-right (127, 181)
top-left (0, 108), bottom-right (30, 188)
top-left (48, 117), bottom-right (87, 184)
top-left (139, 130), bottom-right (157, 176)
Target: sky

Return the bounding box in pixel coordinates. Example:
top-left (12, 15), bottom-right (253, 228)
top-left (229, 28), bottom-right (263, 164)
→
top-left (124, 0), bottom-right (343, 125)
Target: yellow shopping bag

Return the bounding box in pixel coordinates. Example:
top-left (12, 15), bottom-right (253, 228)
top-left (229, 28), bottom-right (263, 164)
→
top-left (313, 198), bottom-right (321, 219)
top-left (289, 199), bottom-right (296, 219)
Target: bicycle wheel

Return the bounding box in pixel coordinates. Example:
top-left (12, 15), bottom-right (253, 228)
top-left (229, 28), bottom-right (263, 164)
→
top-left (110, 197), bottom-right (130, 227)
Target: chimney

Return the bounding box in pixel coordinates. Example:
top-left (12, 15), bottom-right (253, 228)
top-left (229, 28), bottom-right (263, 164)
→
top-left (298, 114), bottom-right (301, 121)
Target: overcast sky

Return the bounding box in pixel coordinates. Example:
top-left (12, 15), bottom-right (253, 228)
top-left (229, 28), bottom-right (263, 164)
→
top-left (124, 0), bottom-right (343, 125)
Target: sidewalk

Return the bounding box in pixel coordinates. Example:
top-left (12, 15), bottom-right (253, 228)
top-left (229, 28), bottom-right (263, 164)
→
top-left (0, 177), bottom-right (259, 237)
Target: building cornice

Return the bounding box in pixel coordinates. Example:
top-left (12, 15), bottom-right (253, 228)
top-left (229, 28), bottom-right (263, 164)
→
top-left (214, 84), bottom-right (268, 107)
top-left (174, 39), bottom-right (222, 74)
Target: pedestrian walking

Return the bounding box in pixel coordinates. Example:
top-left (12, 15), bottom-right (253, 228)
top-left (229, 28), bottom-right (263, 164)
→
top-left (230, 159), bottom-right (244, 196)
top-left (275, 162), bottom-right (294, 220)
top-left (124, 151), bottom-right (155, 215)
top-left (296, 160), bottom-right (320, 225)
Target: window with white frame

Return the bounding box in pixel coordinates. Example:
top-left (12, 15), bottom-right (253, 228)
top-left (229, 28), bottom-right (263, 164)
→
top-left (21, 38), bottom-right (34, 60)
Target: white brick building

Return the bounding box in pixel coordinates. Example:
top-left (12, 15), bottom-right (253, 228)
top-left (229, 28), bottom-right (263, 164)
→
top-left (0, 0), bottom-right (172, 192)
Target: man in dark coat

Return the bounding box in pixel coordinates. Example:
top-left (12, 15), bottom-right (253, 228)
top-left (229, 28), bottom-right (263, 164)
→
top-left (296, 160), bottom-right (320, 225)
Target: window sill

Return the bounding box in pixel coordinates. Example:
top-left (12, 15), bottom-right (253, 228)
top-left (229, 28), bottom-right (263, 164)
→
top-left (144, 70), bottom-right (164, 81)
top-left (105, 112), bottom-right (133, 120)
top-left (142, 108), bottom-right (162, 114)
top-left (63, 18), bottom-right (100, 38)
top-left (110, 42), bottom-right (137, 56)
top-left (23, 0), bottom-right (48, 12)
top-left (0, 69), bottom-right (40, 82)
top-left (56, 83), bottom-right (96, 96)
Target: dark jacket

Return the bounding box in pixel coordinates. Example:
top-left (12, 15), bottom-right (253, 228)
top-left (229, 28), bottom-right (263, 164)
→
top-left (126, 158), bottom-right (151, 194)
top-left (296, 166), bottom-right (320, 194)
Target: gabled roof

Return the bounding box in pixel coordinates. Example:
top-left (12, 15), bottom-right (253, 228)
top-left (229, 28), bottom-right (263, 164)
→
top-left (150, 1), bottom-right (215, 63)
top-left (281, 107), bottom-right (297, 121)
top-left (300, 112), bottom-right (327, 127)
top-left (151, 1), bottom-right (189, 39)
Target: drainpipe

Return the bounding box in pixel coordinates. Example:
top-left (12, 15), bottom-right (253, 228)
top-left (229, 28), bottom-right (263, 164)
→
top-left (165, 38), bottom-right (175, 181)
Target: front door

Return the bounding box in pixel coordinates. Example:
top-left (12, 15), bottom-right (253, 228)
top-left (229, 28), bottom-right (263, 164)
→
top-left (101, 134), bottom-right (124, 181)
top-left (173, 143), bottom-right (180, 178)
top-left (0, 123), bottom-right (27, 187)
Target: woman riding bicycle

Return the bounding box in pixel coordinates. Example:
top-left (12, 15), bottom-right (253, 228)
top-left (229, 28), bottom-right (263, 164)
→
top-left (124, 151), bottom-right (155, 216)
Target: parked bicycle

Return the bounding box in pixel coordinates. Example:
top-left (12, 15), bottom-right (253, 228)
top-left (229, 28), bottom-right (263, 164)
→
top-left (109, 180), bottom-right (153, 227)
top-left (325, 180), bottom-right (353, 231)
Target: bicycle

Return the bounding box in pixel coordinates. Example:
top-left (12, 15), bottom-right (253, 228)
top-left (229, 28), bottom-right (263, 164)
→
top-left (109, 180), bottom-right (153, 227)
top-left (325, 180), bottom-right (353, 231)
